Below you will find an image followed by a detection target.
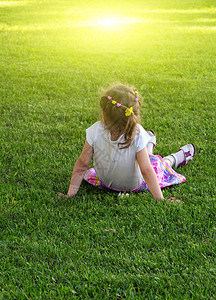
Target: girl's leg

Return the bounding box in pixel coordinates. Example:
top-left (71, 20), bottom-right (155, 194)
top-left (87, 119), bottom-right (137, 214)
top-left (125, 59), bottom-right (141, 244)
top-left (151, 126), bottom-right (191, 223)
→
top-left (163, 144), bottom-right (196, 168)
top-left (146, 130), bottom-right (156, 154)
top-left (164, 157), bottom-right (173, 166)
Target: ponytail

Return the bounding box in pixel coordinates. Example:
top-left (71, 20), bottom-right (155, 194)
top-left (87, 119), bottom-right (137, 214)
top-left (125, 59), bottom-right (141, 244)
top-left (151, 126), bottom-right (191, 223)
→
top-left (119, 112), bottom-right (138, 149)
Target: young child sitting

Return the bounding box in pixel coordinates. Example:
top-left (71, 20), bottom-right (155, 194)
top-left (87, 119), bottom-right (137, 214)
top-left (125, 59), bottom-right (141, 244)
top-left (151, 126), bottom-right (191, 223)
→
top-left (58, 84), bottom-right (196, 201)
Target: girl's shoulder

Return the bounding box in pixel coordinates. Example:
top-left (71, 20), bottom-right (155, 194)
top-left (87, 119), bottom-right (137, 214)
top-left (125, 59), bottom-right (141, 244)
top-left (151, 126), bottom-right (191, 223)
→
top-left (86, 121), bottom-right (105, 147)
top-left (134, 124), bottom-right (152, 151)
top-left (86, 121), bottom-right (104, 131)
top-left (136, 123), bottom-right (147, 135)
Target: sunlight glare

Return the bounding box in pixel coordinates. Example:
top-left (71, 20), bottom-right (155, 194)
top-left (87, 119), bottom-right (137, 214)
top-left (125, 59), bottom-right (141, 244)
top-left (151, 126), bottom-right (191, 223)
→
top-left (98, 18), bottom-right (118, 26)
top-left (0, 1), bottom-right (28, 7)
top-left (96, 17), bottom-right (140, 27)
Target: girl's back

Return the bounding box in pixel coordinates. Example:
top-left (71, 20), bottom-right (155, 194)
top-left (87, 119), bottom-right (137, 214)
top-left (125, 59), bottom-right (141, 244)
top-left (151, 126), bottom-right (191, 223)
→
top-left (86, 121), bottom-right (151, 190)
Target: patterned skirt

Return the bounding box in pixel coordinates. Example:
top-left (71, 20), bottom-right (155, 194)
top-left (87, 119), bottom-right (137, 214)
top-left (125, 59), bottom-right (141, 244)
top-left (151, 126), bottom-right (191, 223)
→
top-left (83, 154), bottom-right (186, 192)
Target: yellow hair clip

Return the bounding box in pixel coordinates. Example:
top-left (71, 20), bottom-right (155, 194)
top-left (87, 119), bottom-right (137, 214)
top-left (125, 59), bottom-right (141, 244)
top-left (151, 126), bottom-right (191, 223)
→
top-left (125, 107), bottom-right (134, 117)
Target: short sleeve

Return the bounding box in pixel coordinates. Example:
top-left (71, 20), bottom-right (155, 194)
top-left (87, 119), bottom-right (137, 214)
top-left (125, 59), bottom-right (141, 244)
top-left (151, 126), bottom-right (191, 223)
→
top-left (86, 125), bottom-right (94, 147)
top-left (86, 121), bottom-right (101, 147)
top-left (135, 124), bottom-right (152, 152)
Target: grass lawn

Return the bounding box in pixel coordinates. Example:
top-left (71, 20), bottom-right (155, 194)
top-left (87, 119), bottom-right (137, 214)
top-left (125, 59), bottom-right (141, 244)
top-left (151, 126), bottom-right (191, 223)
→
top-left (0, 0), bottom-right (215, 298)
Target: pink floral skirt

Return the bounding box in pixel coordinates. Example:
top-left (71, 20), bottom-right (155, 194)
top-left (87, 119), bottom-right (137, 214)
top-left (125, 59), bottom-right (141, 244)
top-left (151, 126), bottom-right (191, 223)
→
top-left (83, 154), bottom-right (186, 192)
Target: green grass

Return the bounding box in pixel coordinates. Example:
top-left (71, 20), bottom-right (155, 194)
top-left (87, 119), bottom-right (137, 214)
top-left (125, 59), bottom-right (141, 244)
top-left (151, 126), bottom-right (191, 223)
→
top-left (0, 0), bottom-right (216, 299)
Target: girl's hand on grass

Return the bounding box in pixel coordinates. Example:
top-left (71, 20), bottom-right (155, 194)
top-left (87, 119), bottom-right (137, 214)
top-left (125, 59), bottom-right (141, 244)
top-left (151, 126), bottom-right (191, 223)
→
top-left (167, 195), bottom-right (187, 204)
top-left (56, 192), bottom-right (71, 199)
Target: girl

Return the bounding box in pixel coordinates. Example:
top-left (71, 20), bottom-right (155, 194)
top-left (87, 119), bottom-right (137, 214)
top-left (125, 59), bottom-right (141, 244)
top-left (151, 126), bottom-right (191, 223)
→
top-left (58, 84), bottom-right (196, 201)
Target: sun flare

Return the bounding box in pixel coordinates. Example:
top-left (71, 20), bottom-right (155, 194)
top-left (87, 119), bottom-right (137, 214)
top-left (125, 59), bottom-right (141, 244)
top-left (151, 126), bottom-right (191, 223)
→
top-left (96, 17), bottom-right (140, 27)
top-left (97, 18), bottom-right (118, 26)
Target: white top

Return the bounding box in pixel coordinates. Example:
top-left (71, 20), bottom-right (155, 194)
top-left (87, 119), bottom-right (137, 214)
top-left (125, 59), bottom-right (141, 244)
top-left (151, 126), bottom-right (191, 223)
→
top-left (86, 121), bottom-right (151, 191)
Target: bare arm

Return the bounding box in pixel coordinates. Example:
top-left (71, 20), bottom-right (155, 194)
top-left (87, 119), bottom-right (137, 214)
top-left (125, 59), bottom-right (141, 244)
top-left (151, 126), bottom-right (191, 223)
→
top-left (67, 140), bottom-right (93, 197)
top-left (58, 140), bottom-right (93, 198)
top-left (137, 147), bottom-right (164, 200)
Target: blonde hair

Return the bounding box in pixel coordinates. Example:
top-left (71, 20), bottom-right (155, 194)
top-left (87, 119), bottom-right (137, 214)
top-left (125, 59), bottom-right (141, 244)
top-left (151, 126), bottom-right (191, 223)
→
top-left (100, 83), bottom-right (141, 149)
